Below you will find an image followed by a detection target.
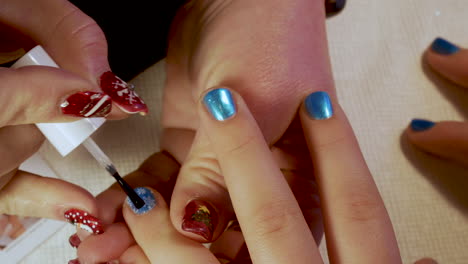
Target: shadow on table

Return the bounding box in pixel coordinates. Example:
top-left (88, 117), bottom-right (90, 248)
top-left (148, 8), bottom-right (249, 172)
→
top-left (400, 133), bottom-right (468, 216)
top-left (421, 56), bottom-right (468, 119)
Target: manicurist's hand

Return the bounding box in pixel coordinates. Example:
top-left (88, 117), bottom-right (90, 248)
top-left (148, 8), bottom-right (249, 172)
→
top-left (0, 0), bottom-right (148, 234)
top-left (116, 89), bottom-right (401, 263)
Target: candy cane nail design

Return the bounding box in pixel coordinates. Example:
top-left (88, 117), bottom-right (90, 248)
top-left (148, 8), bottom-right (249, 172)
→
top-left (61, 91), bottom-right (112, 117)
top-left (64, 209), bottom-right (104, 235)
top-left (99, 71), bottom-right (148, 115)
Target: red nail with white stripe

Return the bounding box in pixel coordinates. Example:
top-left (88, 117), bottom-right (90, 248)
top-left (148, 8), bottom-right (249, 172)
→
top-left (64, 209), bottom-right (104, 235)
top-left (99, 71), bottom-right (148, 115)
top-left (61, 91), bottom-right (112, 118)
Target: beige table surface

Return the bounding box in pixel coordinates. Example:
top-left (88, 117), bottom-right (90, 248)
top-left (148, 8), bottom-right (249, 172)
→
top-left (21, 0), bottom-right (468, 263)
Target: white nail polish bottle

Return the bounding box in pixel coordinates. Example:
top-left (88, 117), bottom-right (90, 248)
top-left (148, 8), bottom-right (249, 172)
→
top-left (11, 46), bottom-right (105, 156)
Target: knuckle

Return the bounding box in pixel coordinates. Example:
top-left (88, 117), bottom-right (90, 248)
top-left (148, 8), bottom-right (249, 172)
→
top-left (218, 133), bottom-right (257, 160)
top-left (342, 191), bottom-right (384, 223)
top-left (184, 155), bottom-right (226, 190)
top-left (0, 68), bottom-right (31, 125)
top-left (52, 6), bottom-right (106, 51)
top-left (251, 199), bottom-right (303, 240)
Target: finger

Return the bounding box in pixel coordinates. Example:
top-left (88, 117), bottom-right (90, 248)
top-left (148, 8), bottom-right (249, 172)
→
top-left (77, 222), bottom-right (135, 264)
top-left (0, 66), bottom-right (114, 125)
top-left (170, 128), bottom-right (233, 243)
top-left (0, 171), bottom-right (104, 234)
top-left (76, 152), bottom-right (180, 261)
top-left (406, 119), bottom-right (468, 166)
top-left (414, 258), bottom-right (438, 264)
top-left (123, 187), bottom-right (217, 263)
top-left (198, 88), bottom-right (321, 263)
top-left (0, 125), bottom-right (43, 178)
top-left (299, 91), bottom-right (401, 263)
top-left (0, 0), bottom-right (108, 79)
top-left (209, 220), bottom-right (246, 262)
top-left (119, 245), bottom-right (150, 264)
top-left (425, 37), bottom-right (468, 87)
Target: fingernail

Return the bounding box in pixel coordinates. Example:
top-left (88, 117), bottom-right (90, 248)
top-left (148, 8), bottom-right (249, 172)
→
top-left (99, 71), bottom-right (148, 115)
top-left (64, 209), bottom-right (104, 235)
top-left (305, 91), bottom-right (333, 120)
top-left (126, 187), bottom-right (156, 215)
top-left (68, 258), bottom-right (80, 264)
top-left (61, 91), bottom-right (112, 117)
top-left (68, 233), bottom-right (81, 248)
top-left (431, 37), bottom-right (460, 55)
top-left (410, 119), bottom-right (435, 132)
top-left (325, 0), bottom-right (346, 16)
top-left (203, 88), bottom-right (237, 121)
top-left (182, 200), bottom-right (218, 241)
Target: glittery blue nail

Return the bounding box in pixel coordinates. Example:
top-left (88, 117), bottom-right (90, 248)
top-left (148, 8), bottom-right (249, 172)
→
top-left (305, 91), bottom-right (334, 120)
top-left (126, 187), bottom-right (156, 215)
top-left (431, 37), bottom-right (460, 55)
top-left (203, 88), bottom-right (237, 121)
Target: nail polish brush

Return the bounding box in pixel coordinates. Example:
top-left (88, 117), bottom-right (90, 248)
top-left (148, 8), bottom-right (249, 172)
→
top-left (12, 46), bottom-right (145, 209)
top-left (82, 138), bottom-right (145, 208)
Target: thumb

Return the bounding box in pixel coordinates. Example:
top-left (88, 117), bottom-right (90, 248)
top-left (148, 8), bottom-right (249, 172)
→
top-left (0, 170), bottom-right (104, 235)
top-left (407, 119), bottom-right (468, 166)
top-left (0, 66), bottom-right (116, 125)
top-left (169, 128), bottom-right (233, 243)
top-left (425, 37), bottom-right (468, 87)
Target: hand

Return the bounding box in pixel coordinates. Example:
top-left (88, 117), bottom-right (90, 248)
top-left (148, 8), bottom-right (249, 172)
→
top-left (0, 0), bottom-right (147, 232)
top-left (111, 90), bottom-right (401, 263)
top-left (405, 37), bottom-right (468, 264)
top-left (161, 0), bottom-right (332, 243)
top-left (406, 37), bottom-right (468, 168)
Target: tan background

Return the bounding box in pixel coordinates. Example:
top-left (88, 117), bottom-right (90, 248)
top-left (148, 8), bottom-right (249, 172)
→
top-left (22, 0), bottom-right (468, 263)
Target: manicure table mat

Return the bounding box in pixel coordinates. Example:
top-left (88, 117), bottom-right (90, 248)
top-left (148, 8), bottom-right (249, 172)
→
top-left (21, 0), bottom-right (468, 263)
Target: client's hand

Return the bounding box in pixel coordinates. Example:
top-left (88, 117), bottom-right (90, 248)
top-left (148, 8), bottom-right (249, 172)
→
top-left (117, 90), bottom-right (401, 263)
top-left (75, 89), bottom-right (401, 264)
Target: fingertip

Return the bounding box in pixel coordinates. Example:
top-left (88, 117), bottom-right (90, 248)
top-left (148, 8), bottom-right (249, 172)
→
top-left (77, 223), bottom-right (135, 263)
top-left (414, 258), bottom-right (438, 264)
top-left (424, 37), bottom-right (468, 86)
top-left (408, 118), bottom-right (436, 133)
top-left (123, 187), bottom-right (159, 217)
top-left (406, 119), bottom-right (468, 166)
top-left (106, 104), bottom-right (130, 120)
top-left (429, 37), bottom-right (460, 56)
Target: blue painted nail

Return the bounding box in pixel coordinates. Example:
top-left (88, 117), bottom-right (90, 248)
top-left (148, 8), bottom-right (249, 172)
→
top-left (431, 37), bottom-right (460, 55)
top-left (305, 91), bottom-right (333, 120)
top-left (203, 88), bottom-right (236, 121)
top-left (410, 119), bottom-right (435, 132)
top-left (126, 187), bottom-right (156, 215)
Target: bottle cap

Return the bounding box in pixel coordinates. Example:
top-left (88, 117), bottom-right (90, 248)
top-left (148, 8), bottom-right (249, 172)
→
top-left (11, 46), bottom-right (105, 156)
